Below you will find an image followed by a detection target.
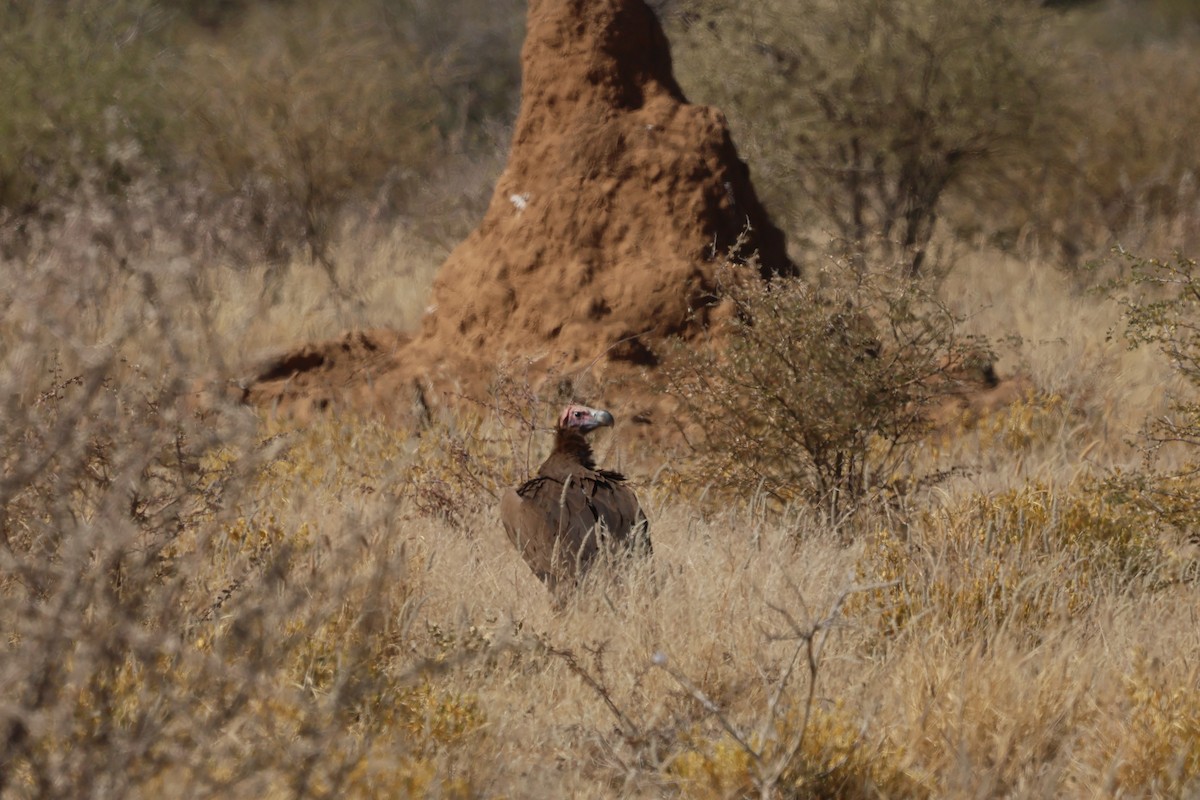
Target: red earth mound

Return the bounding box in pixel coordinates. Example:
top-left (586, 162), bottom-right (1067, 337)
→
top-left (243, 0), bottom-right (792, 425)
top-left (240, 0), bottom-right (1026, 436)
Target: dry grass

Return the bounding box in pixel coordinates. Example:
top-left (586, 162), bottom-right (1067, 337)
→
top-left (2, 236), bottom-right (1199, 799)
top-left (4, 2), bottom-right (1200, 798)
top-left (939, 247), bottom-right (1178, 469)
top-left (197, 221), bottom-right (450, 359)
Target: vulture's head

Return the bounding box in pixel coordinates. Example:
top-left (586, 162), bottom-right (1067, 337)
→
top-left (557, 404), bottom-right (615, 434)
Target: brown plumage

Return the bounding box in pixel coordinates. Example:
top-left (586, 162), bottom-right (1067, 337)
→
top-left (500, 405), bottom-right (650, 597)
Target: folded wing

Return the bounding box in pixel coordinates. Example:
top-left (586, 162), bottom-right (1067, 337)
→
top-left (500, 405), bottom-right (650, 598)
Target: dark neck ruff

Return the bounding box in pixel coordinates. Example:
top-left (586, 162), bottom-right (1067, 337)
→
top-left (553, 427), bottom-right (597, 470)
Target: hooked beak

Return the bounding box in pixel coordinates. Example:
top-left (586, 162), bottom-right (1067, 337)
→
top-left (584, 408), bottom-right (615, 431)
top-left (559, 404), bottom-right (616, 432)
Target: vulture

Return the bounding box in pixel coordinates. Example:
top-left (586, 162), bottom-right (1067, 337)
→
top-left (500, 404), bottom-right (650, 597)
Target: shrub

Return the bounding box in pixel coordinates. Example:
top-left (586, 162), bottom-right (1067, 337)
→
top-left (931, 390), bottom-right (1069, 458)
top-left (668, 0), bottom-right (1061, 276)
top-left (1111, 253), bottom-right (1200, 431)
top-left (0, 363), bottom-right (499, 797)
top-left (670, 705), bottom-right (921, 800)
top-left (666, 254), bottom-right (984, 519)
top-left (0, 0), bottom-right (171, 216)
top-left (0, 355), bottom-right (254, 797)
top-left (392, 0), bottom-right (525, 141)
top-left (0, 0), bottom-right (524, 265)
top-left (0, 254), bottom-right (502, 798)
top-left (179, 0), bottom-right (445, 272)
top-left (1113, 651), bottom-right (1200, 796)
top-left (176, 0), bottom-right (524, 270)
top-left (1104, 251), bottom-right (1200, 536)
top-left (1036, 42), bottom-right (1200, 261)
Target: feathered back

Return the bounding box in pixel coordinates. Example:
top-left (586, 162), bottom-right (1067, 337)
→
top-left (500, 405), bottom-right (650, 598)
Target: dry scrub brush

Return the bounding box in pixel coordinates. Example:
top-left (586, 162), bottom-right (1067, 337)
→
top-left (667, 0), bottom-right (1200, 267)
top-left (5, 3), bottom-right (1200, 797)
top-left (1042, 1), bottom-right (1200, 258)
top-left (0, 255), bottom-right (496, 798)
top-left (1102, 250), bottom-right (1200, 539)
top-left (4, 246), bottom-right (1200, 797)
top-left (179, 0), bottom-right (444, 275)
top-left (172, 0), bottom-right (524, 262)
top-left (0, 0), bottom-right (523, 273)
top-left (0, 0), bottom-right (171, 217)
top-left (668, 0), bottom-right (1062, 276)
top-left (667, 253), bottom-right (987, 520)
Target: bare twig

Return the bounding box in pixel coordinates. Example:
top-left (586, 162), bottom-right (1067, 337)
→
top-left (652, 581), bottom-right (897, 799)
top-left (540, 640), bottom-right (643, 743)
top-left (652, 650), bottom-right (763, 766)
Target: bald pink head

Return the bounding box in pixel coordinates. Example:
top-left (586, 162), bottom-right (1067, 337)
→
top-left (557, 405), bottom-right (615, 433)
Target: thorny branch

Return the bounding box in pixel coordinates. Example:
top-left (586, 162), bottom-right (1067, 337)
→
top-left (652, 581), bottom-right (897, 799)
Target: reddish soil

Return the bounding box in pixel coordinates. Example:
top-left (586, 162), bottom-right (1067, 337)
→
top-left (239, 0), bottom-right (1024, 436)
top-left (242, 0), bottom-right (792, 427)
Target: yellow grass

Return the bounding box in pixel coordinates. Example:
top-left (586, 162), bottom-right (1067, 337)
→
top-left (2, 230), bottom-right (1198, 799)
top-left (4, 4), bottom-right (1199, 794)
top-left (199, 223), bottom-right (449, 362)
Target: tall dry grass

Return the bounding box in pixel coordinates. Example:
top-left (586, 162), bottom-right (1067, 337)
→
top-left (3, 1), bottom-right (1200, 798)
top-left (2, 230), bottom-right (1198, 798)
top-left (938, 248), bottom-right (1180, 468)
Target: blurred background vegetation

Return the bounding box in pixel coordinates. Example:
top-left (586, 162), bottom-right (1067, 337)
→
top-left (2, 0), bottom-right (1198, 482)
top-left (1, 0), bottom-right (1197, 277)
top-left (0, 0), bottom-right (526, 268)
top-left (662, 0), bottom-right (1200, 272)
